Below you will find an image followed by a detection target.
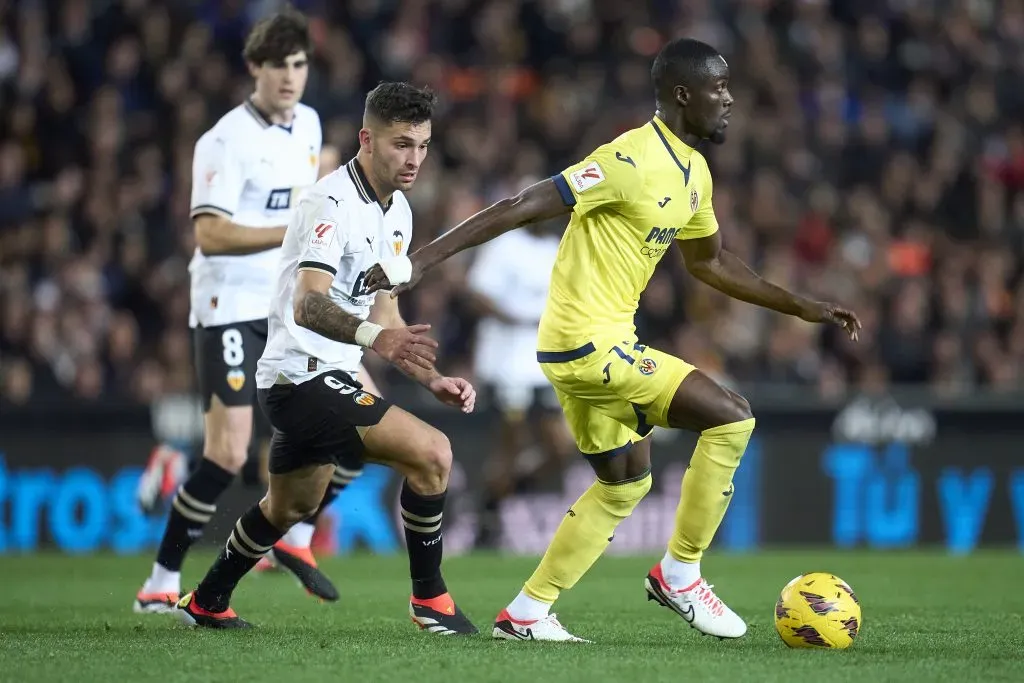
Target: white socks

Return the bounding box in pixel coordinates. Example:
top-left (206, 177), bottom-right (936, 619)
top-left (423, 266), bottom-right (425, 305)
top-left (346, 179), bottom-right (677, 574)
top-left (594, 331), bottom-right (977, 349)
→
top-left (146, 563), bottom-right (181, 594)
top-left (507, 590), bottom-right (552, 622)
top-left (280, 521), bottom-right (315, 549)
top-left (661, 552), bottom-right (701, 590)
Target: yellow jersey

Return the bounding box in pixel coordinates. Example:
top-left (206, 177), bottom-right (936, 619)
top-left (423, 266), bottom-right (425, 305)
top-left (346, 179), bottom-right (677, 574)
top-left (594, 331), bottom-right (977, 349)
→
top-left (538, 116), bottom-right (719, 354)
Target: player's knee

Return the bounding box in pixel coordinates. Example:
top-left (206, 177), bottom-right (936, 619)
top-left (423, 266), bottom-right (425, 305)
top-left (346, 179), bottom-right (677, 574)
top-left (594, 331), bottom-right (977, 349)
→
top-left (264, 493), bottom-right (320, 529)
top-left (202, 447), bottom-right (247, 474)
top-left (406, 431), bottom-right (452, 495)
top-left (716, 392), bottom-right (753, 427)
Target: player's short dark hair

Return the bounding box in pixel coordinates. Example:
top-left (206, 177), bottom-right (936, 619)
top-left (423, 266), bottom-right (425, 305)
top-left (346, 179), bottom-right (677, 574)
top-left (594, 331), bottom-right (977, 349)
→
top-left (243, 5), bottom-right (312, 65)
top-left (651, 38), bottom-right (723, 107)
top-left (364, 82), bottom-right (437, 125)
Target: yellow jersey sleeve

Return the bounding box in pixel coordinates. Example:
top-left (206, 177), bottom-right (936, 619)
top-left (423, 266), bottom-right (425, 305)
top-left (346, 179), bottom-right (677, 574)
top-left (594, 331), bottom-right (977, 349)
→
top-left (552, 145), bottom-right (643, 216)
top-left (678, 157), bottom-right (719, 240)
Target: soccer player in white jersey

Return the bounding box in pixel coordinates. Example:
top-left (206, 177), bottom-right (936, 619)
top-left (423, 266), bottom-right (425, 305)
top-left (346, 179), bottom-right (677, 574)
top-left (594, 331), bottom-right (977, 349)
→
top-left (134, 8), bottom-right (344, 613)
top-left (175, 82), bottom-right (479, 634)
top-left (466, 219), bottom-right (575, 548)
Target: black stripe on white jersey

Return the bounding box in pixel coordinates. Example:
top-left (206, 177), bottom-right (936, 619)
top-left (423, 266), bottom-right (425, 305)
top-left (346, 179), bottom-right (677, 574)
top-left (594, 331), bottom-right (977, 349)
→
top-left (298, 260), bottom-right (338, 277)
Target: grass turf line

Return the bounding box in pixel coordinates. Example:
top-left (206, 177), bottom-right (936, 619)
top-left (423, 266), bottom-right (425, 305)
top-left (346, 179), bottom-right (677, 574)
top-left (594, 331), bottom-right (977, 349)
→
top-left (1, 550), bottom-right (1022, 683)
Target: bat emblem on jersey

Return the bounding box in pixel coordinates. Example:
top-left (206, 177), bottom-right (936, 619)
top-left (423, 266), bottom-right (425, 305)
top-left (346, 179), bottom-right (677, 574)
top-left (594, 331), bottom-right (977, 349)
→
top-left (354, 392), bottom-right (376, 406)
top-left (226, 368), bottom-right (246, 392)
top-left (615, 151), bottom-right (636, 167)
top-left (658, 196), bottom-right (672, 208)
top-left (690, 188), bottom-right (699, 212)
top-left (392, 230), bottom-right (404, 256)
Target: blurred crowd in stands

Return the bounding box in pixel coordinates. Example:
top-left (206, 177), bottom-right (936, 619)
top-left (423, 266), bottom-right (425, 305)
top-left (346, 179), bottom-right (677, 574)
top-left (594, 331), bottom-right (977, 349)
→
top-left (2, 0), bottom-right (1024, 407)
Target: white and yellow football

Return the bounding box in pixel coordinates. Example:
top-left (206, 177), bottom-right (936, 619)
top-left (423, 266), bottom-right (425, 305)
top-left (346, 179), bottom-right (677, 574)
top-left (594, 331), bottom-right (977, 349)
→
top-left (774, 572), bottom-right (862, 650)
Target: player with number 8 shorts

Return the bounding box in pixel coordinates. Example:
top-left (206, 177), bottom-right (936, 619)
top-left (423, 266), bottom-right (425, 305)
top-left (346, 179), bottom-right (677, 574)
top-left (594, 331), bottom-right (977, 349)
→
top-left (133, 6), bottom-right (347, 614)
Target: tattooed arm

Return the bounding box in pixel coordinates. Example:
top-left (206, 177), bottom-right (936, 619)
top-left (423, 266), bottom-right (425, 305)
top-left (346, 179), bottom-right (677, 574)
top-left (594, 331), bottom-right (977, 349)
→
top-left (293, 269), bottom-right (438, 369)
top-left (293, 272), bottom-right (364, 343)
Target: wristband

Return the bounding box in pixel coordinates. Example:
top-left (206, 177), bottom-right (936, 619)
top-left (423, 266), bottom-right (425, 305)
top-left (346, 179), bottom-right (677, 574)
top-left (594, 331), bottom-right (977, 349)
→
top-left (354, 321), bottom-right (384, 348)
top-left (379, 255), bottom-right (413, 286)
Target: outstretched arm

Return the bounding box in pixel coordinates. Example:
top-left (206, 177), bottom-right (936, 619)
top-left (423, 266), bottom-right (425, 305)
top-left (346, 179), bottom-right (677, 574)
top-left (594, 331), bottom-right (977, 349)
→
top-left (363, 178), bottom-right (570, 294)
top-left (678, 232), bottom-right (861, 339)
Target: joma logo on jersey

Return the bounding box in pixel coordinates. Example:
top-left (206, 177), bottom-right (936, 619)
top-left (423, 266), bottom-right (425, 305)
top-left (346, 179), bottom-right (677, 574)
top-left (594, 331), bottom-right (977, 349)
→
top-left (265, 188), bottom-right (292, 210)
top-left (645, 227), bottom-right (679, 244)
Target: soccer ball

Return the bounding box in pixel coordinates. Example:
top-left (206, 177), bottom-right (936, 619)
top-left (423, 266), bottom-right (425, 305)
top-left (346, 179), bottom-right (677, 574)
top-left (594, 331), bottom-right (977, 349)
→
top-left (774, 572), bottom-right (861, 649)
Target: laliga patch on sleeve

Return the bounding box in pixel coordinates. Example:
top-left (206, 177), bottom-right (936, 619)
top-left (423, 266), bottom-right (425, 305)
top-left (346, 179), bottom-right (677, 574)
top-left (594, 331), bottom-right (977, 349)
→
top-left (569, 162), bottom-right (606, 193)
top-left (308, 219), bottom-right (337, 249)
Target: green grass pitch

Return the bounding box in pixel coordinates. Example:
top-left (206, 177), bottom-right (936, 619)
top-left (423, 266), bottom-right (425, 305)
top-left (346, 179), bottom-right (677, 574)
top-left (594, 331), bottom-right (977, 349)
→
top-left (1, 550), bottom-right (1022, 682)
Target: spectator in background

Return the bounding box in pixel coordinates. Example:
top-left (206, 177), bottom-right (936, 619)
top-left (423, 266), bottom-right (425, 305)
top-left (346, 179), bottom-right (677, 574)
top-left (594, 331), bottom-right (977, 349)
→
top-left (2, 0), bottom-right (1024, 409)
top-left (464, 211), bottom-right (575, 548)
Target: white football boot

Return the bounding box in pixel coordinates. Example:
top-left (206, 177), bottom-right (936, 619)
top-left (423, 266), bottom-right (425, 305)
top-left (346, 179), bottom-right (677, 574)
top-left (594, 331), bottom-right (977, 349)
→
top-left (492, 609), bottom-right (590, 642)
top-left (644, 562), bottom-right (747, 639)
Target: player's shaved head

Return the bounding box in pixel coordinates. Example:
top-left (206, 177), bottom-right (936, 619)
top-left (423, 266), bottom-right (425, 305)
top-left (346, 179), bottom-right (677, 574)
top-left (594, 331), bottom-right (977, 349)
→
top-left (651, 38), bottom-right (725, 108)
top-left (651, 38), bottom-right (732, 145)
top-left (363, 82), bottom-right (438, 129)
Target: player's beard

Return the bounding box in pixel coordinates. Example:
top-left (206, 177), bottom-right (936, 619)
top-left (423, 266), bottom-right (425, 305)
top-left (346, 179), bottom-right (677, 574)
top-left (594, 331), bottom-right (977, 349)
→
top-left (371, 157), bottom-right (398, 196)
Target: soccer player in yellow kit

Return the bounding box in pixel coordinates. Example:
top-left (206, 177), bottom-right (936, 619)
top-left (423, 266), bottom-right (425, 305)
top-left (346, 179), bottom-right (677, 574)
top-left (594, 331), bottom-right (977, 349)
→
top-left (365, 38), bottom-right (861, 642)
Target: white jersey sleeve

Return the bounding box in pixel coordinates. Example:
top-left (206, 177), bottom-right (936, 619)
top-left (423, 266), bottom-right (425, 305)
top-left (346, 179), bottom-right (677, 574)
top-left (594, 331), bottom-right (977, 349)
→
top-left (190, 134), bottom-right (247, 219)
top-left (296, 195), bottom-right (350, 278)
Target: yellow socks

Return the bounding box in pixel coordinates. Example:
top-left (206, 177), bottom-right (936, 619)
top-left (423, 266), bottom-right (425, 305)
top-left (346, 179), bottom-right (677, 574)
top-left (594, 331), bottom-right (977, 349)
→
top-left (668, 418), bottom-right (755, 563)
top-left (523, 471), bottom-right (653, 604)
top-left (514, 417), bottom-right (753, 611)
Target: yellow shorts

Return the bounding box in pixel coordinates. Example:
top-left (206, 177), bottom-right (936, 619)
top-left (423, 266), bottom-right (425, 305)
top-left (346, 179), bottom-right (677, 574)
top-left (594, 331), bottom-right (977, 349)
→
top-left (537, 336), bottom-right (695, 458)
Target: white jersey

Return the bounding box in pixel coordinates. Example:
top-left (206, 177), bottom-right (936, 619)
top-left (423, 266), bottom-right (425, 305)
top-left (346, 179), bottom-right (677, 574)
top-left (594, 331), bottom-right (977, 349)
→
top-left (256, 158), bottom-right (413, 388)
top-left (188, 99), bottom-right (322, 328)
top-left (467, 229), bottom-right (560, 388)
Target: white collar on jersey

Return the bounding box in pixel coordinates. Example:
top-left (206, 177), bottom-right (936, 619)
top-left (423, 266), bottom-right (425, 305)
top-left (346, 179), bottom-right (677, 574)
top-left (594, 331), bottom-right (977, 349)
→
top-left (244, 97), bottom-right (296, 133)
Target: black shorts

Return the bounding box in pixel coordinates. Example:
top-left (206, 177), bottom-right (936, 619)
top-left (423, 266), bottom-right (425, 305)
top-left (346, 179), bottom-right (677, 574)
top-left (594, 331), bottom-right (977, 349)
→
top-left (192, 319), bottom-right (268, 413)
top-left (485, 382), bottom-right (561, 417)
top-left (257, 370), bottom-right (391, 475)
